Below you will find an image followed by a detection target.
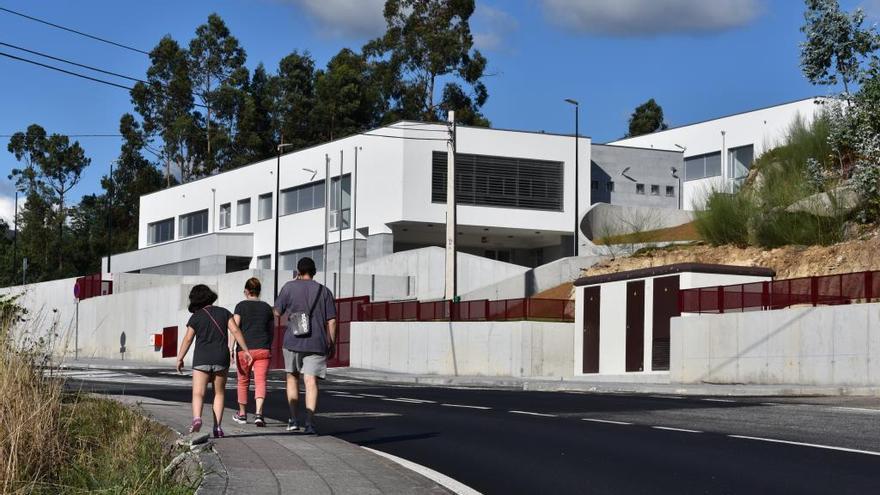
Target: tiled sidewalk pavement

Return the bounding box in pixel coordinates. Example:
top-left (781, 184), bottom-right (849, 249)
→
top-left (112, 395), bottom-right (452, 495)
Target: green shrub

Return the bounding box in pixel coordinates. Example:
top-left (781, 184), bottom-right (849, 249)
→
top-left (695, 192), bottom-right (752, 246)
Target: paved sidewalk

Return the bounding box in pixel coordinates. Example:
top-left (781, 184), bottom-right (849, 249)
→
top-left (113, 395), bottom-right (452, 495)
top-left (330, 368), bottom-right (880, 397)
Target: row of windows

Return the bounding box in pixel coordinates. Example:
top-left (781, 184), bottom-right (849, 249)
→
top-left (252, 246), bottom-right (325, 271)
top-left (684, 145), bottom-right (755, 182)
top-left (591, 180), bottom-right (675, 197)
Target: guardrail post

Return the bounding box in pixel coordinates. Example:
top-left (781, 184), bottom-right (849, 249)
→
top-left (762, 281), bottom-right (769, 310)
top-left (717, 286), bottom-right (724, 314)
top-left (525, 298), bottom-right (531, 320)
top-left (811, 276), bottom-right (818, 307)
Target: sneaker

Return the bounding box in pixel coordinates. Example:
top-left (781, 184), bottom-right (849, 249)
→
top-left (286, 418), bottom-right (300, 432)
top-left (213, 426), bottom-right (225, 438)
top-left (303, 423), bottom-right (317, 435)
top-left (232, 413), bottom-right (247, 424)
top-left (189, 417), bottom-right (202, 433)
top-left (254, 414), bottom-right (266, 427)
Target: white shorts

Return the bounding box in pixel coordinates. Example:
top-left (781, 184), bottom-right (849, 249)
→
top-left (283, 349), bottom-right (327, 379)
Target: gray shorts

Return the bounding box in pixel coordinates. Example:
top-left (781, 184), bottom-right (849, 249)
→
top-left (193, 364), bottom-right (228, 373)
top-left (283, 349), bottom-right (327, 379)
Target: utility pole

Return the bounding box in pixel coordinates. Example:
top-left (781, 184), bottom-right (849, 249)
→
top-left (323, 154), bottom-right (330, 283)
top-left (445, 111), bottom-right (457, 301)
top-left (352, 146), bottom-right (359, 298)
top-left (107, 159), bottom-right (116, 273)
top-left (13, 189), bottom-right (18, 283)
top-left (338, 149), bottom-right (344, 296)
top-left (274, 143), bottom-right (294, 300)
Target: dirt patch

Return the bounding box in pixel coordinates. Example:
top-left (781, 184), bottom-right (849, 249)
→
top-left (585, 229), bottom-right (880, 280)
top-left (595, 221), bottom-right (701, 245)
top-left (533, 282), bottom-right (574, 299)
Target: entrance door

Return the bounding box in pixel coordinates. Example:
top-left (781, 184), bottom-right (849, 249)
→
top-left (652, 275), bottom-right (680, 371)
top-left (582, 286), bottom-right (600, 373)
top-left (626, 280), bottom-right (645, 372)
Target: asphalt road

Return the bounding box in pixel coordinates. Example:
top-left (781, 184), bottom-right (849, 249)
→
top-left (64, 368), bottom-right (880, 494)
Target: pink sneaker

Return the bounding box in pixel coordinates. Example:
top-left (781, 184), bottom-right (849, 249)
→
top-left (190, 417), bottom-right (202, 433)
top-left (213, 426), bottom-right (225, 438)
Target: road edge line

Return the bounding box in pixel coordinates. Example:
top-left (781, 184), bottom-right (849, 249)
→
top-left (363, 447), bottom-right (483, 495)
top-left (727, 435), bottom-right (880, 457)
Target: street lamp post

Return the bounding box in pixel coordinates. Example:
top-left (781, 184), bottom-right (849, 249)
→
top-left (564, 98), bottom-right (580, 257)
top-left (107, 159), bottom-right (119, 274)
top-left (274, 143), bottom-right (295, 300)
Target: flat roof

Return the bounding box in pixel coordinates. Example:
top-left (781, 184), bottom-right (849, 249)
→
top-left (573, 263), bottom-right (775, 287)
top-left (607, 96), bottom-right (824, 145)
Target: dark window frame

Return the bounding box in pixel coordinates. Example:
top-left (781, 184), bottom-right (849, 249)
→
top-left (179, 209), bottom-right (209, 239)
top-left (148, 217), bottom-right (175, 245)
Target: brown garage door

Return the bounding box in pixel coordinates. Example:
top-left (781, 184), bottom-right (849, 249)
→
top-left (583, 286), bottom-right (600, 373)
top-left (652, 275), bottom-right (680, 371)
top-left (626, 280), bottom-right (645, 372)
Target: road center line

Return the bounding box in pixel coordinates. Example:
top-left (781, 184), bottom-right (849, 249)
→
top-left (509, 410), bottom-right (557, 417)
top-left (331, 394), bottom-right (364, 399)
top-left (702, 398), bottom-right (736, 403)
top-left (760, 402), bottom-right (783, 406)
top-left (442, 403), bottom-right (491, 410)
top-left (831, 406), bottom-right (880, 414)
top-left (581, 418), bottom-right (632, 425)
top-left (652, 426), bottom-right (702, 433)
top-left (396, 398), bottom-right (437, 403)
top-left (383, 398), bottom-right (426, 404)
top-left (359, 394), bottom-right (387, 398)
top-left (649, 395), bottom-right (684, 400)
top-left (727, 435), bottom-right (880, 457)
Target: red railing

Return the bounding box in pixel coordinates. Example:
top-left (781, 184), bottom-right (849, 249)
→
top-left (680, 270), bottom-right (880, 314)
top-left (74, 273), bottom-right (112, 300)
top-left (361, 297), bottom-right (574, 322)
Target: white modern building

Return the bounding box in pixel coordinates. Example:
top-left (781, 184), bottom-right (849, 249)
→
top-left (109, 123), bottom-right (594, 282)
top-left (610, 97), bottom-right (824, 209)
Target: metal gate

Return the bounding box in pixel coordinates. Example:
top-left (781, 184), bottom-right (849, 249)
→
top-left (270, 296), bottom-right (369, 369)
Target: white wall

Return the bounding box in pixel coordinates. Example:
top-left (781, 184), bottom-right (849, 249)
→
top-left (350, 320), bottom-right (574, 378)
top-left (609, 98), bottom-right (824, 209)
top-left (671, 302), bottom-right (880, 386)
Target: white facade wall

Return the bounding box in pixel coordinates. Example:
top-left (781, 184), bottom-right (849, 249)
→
top-left (136, 124), bottom-right (592, 271)
top-left (609, 98), bottom-right (824, 209)
top-left (671, 302), bottom-right (880, 386)
top-left (573, 270), bottom-right (772, 376)
top-left (349, 320), bottom-right (574, 378)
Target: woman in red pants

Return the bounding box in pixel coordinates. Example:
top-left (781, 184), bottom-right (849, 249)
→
top-left (231, 277), bottom-right (275, 427)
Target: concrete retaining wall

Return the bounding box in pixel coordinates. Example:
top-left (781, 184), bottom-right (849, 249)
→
top-left (350, 321), bottom-right (574, 378)
top-left (671, 303), bottom-right (880, 386)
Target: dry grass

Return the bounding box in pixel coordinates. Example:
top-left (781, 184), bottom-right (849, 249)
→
top-left (594, 221), bottom-right (702, 245)
top-left (0, 298), bottom-right (192, 494)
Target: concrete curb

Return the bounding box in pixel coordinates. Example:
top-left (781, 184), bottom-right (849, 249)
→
top-left (330, 369), bottom-right (880, 397)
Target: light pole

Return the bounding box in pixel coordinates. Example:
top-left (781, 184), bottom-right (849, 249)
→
top-left (107, 159), bottom-right (119, 274)
top-left (564, 98), bottom-right (580, 257)
top-left (274, 143), bottom-right (294, 300)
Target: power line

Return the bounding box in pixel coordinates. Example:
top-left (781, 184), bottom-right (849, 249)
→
top-left (0, 50), bottom-right (134, 90)
top-left (0, 6), bottom-right (149, 55)
top-left (0, 134), bottom-right (122, 138)
top-left (0, 41), bottom-right (144, 83)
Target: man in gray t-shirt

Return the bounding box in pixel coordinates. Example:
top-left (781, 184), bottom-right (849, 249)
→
top-left (274, 257), bottom-right (336, 435)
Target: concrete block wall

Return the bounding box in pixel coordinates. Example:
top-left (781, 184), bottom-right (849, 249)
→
top-left (671, 302), bottom-right (880, 386)
top-left (349, 320), bottom-right (574, 378)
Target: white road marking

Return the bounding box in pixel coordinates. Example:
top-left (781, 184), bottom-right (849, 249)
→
top-left (581, 418), bottom-right (632, 425)
top-left (509, 410), bottom-right (557, 417)
top-left (761, 402), bottom-right (783, 406)
top-left (359, 393), bottom-right (387, 398)
top-left (728, 435), bottom-right (880, 457)
top-left (649, 395), bottom-right (684, 400)
top-left (831, 406), bottom-right (880, 414)
top-left (652, 426), bottom-right (702, 433)
top-left (702, 398), bottom-right (737, 403)
top-left (383, 398), bottom-right (427, 404)
top-left (442, 403), bottom-right (491, 410)
top-left (364, 447), bottom-right (482, 495)
top-left (396, 397), bottom-right (437, 404)
top-left (330, 394), bottom-right (364, 399)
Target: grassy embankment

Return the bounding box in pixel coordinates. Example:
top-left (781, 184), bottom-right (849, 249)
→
top-left (0, 296), bottom-right (193, 494)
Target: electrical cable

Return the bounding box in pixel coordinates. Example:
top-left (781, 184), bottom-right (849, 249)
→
top-left (0, 41), bottom-right (145, 82)
top-left (0, 6), bottom-right (149, 55)
top-left (0, 134), bottom-right (122, 138)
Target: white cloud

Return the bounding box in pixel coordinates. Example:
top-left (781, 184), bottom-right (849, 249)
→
top-left (284, 0), bottom-right (386, 39)
top-left (0, 192), bottom-right (23, 227)
top-left (473, 4), bottom-right (519, 51)
top-left (541, 0), bottom-right (764, 36)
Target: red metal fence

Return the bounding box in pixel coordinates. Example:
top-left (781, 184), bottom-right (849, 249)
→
top-left (74, 273), bottom-right (112, 300)
top-left (680, 270), bottom-right (880, 314)
top-left (361, 297), bottom-right (575, 322)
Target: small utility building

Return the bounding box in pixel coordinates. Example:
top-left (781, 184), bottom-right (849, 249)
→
top-left (573, 264), bottom-right (775, 376)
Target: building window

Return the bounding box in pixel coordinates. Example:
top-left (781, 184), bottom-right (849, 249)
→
top-left (666, 186), bottom-right (675, 197)
top-left (148, 218), bottom-right (174, 245)
top-left (606, 181), bottom-right (615, 192)
top-left (258, 193), bottom-right (273, 221)
top-left (256, 255), bottom-right (271, 269)
top-left (237, 198), bottom-right (251, 225)
top-left (591, 180), bottom-right (599, 191)
top-left (728, 144), bottom-right (754, 179)
top-left (279, 245), bottom-right (324, 272)
top-left (432, 151), bottom-right (564, 211)
top-left (650, 184), bottom-right (660, 196)
top-left (636, 183), bottom-right (645, 195)
top-left (179, 209), bottom-right (208, 238)
top-left (281, 180), bottom-right (325, 215)
top-left (684, 151), bottom-right (722, 181)
top-left (330, 174), bottom-right (351, 231)
top-left (218, 203), bottom-right (231, 230)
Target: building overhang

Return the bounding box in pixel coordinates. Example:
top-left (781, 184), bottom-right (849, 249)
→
top-left (104, 232), bottom-right (254, 274)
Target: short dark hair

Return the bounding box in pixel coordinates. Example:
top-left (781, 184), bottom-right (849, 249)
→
top-left (297, 257), bottom-right (317, 277)
top-left (188, 284), bottom-right (218, 313)
top-left (244, 277), bottom-right (261, 297)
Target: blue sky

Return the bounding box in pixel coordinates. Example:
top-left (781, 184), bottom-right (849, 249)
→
top-left (0, 0), bottom-right (875, 222)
